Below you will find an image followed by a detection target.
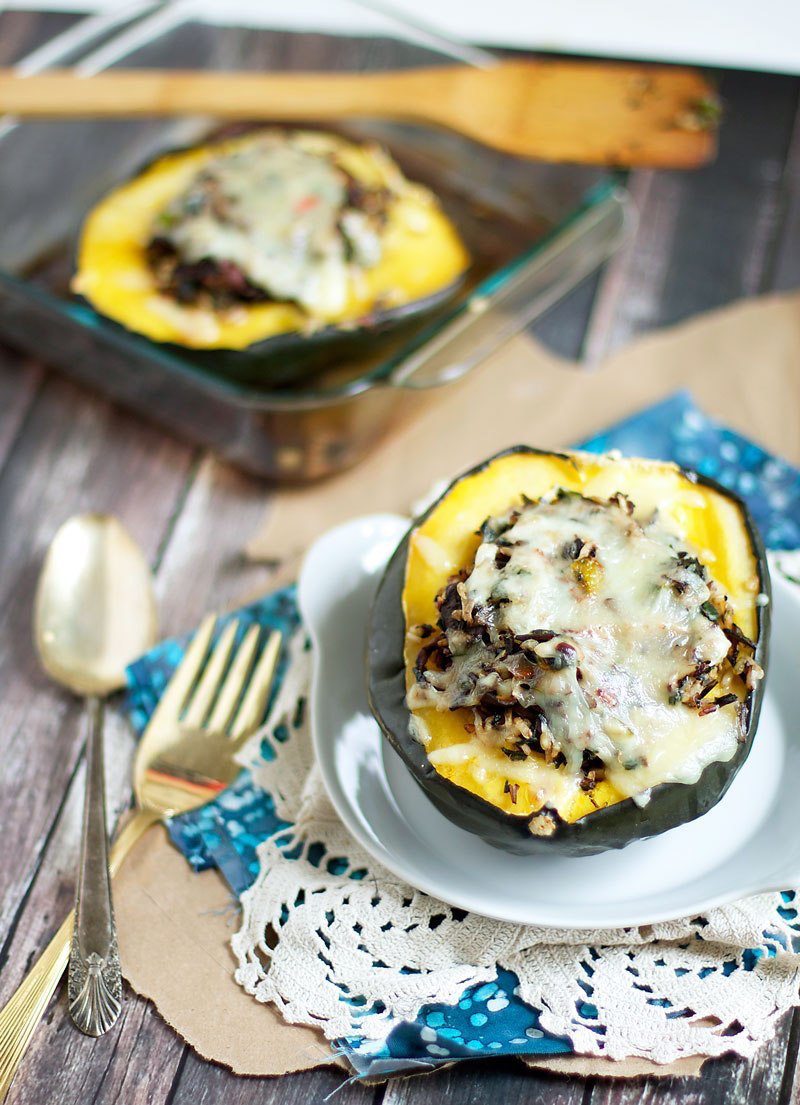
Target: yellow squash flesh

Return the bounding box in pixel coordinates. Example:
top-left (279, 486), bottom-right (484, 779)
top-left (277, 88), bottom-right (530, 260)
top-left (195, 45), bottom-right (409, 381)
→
top-left (74, 131), bottom-right (469, 351)
top-left (402, 450), bottom-right (762, 824)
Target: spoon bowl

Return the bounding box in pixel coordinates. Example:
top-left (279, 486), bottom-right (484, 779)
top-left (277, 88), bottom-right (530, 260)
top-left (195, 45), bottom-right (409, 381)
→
top-left (35, 513), bottom-right (157, 697)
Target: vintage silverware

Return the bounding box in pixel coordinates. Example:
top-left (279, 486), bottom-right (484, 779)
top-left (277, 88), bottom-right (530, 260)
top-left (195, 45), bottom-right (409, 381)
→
top-left (34, 514), bottom-right (158, 1036)
top-left (0, 611), bottom-right (281, 1100)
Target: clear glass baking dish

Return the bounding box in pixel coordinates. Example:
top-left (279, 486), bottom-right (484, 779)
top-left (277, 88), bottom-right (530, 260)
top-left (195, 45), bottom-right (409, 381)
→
top-left (0, 1), bottom-right (629, 481)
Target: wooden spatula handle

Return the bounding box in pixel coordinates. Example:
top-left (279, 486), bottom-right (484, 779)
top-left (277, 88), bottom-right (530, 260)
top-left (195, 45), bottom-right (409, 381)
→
top-left (0, 61), bottom-right (718, 168)
top-left (0, 67), bottom-right (408, 120)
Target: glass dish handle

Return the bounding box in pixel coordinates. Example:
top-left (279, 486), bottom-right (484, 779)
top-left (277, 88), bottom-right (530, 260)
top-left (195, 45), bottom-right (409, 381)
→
top-left (389, 186), bottom-right (633, 390)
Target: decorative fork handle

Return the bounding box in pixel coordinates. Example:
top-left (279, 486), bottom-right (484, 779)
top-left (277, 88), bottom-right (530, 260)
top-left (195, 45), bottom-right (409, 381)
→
top-left (0, 808), bottom-right (159, 1102)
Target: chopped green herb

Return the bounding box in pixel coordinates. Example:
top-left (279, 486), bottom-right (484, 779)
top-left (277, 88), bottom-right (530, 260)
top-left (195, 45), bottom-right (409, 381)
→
top-left (676, 553), bottom-right (706, 578)
top-left (479, 517), bottom-right (510, 542)
top-left (490, 582), bottom-right (510, 604)
top-left (700, 600), bottom-right (720, 622)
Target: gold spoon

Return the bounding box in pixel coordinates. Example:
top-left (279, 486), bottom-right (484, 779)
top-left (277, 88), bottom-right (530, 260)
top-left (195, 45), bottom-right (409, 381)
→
top-left (34, 514), bottom-right (157, 1036)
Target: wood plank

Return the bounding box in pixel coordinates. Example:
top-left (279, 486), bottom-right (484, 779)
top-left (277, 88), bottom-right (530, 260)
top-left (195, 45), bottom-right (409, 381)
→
top-left (766, 96), bottom-right (800, 292)
top-left (588, 1015), bottom-right (794, 1105)
top-left (152, 453), bottom-right (276, 630)
top-left (6, 988), bottom-right (185, 1105)
top-left (168, 1052), bottom-right (380, 1105)
top-left (0, 9), bottom-right (82, 465)
top-left (0, 375), bottom-right (193, 954)
top-left (533, 273), bottom-right (604, 362)
top-left (0, 702), bottom-right (186, 1105)
top-left (777, 1011), bottom-right (800, 1104)
top-left (382, 1059), bottom-right (586, 1104)
top-left (0, 10), bottom-right (78, 66)
top-left (0, 709), bottom-right (140, 1000)
top-left (0, 377), bottom-right (195, 1104)
top-left (0, 353), bottom-right (43, 470)
top-left (581, 169), bottom-right (678, 363)
top-left (583, 70), bottom-right (800, 360)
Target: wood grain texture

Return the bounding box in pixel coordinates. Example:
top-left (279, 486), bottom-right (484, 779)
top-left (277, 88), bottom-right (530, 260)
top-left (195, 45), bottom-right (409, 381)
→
top-left (0, 376), bottom-right (192, 950)
top-left (0, 10), bottom-right (75, 67)
top-left (0, 61), bottom-right (717, 168)
top-left (152, 454), bottom-right (277, 630)
top-left (0, 8), bottom-right (75, 464)
top-left (0, 350), bottom-right (42, 471)
top-left (383, 1060), bottom-right (588, 1104)
top-left (588, 1016), bottom-right (795, 1105)
top-left (767, 99), bottom-right (800, 293)
top-left (168, 1052), bottom-right (380, 1105)
top-left (582, 70), bottom-right (800, 360)
top-left (0, 10), bottom-right (799, 1105)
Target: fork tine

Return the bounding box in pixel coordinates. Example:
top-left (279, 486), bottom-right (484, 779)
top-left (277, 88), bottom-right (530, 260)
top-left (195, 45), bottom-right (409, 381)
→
top-left (182, 619), bottom-right (239, 728)
top-left (206, 623), bottom-right (261, 733)
top-left (229, 630), bottom-right (282, 740)
top-left (145, 614), bottom-right (217, 729)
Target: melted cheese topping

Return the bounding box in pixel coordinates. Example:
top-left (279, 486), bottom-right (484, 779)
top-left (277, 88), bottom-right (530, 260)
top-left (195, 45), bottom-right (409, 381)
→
top-left (409, 492), bottom-right (750, 817)
top-left (156, 133), bottom-right (388, 316)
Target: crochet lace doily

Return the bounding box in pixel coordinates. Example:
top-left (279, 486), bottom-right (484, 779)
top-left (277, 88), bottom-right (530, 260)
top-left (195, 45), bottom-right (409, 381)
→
top-left (231, 558), bottom-right (800, 1066)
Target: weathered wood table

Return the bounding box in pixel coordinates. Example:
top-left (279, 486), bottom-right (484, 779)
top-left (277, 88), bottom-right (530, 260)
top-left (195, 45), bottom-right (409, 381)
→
top-left (1, 9), bottom-right (800, 1104)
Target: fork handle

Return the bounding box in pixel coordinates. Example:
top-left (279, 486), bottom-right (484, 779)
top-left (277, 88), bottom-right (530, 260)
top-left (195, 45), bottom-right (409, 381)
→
top-left (0, 808), bottom-right (159, 1102)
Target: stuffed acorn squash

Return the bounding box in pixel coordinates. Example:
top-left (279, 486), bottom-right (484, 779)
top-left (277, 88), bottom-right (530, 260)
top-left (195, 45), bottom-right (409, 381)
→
top-left (73, 129), bottom-right (469, 384)
top-left (368, 447), bottom-right (770, 856)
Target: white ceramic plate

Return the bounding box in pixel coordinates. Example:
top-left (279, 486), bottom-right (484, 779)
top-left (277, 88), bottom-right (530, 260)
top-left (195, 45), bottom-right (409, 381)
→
top-left (299, 514), bottom-right (800, 929)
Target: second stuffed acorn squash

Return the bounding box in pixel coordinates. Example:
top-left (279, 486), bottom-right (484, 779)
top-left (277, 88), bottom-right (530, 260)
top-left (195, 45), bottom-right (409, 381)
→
top-left (368, 447), bottom-right (770, 856)
top-left (72, 128), bottom-right (469, 385)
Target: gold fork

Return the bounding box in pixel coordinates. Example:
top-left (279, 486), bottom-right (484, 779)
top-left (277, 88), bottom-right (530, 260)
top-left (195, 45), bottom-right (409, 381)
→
top-left (0, 616), bottom-right (281, 1102)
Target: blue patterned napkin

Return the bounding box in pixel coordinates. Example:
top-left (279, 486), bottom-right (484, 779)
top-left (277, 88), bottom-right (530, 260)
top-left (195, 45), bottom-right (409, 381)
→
top-left (581, 391), bottom-right (800, 549)
top-left (123, 391), bottom-right (800, 1077)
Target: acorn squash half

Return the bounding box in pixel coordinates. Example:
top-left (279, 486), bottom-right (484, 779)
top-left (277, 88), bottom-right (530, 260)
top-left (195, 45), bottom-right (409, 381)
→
top-left (367, 447), bottom-right (770, 856)
top-left (72, 129), bottom-right (469, 386)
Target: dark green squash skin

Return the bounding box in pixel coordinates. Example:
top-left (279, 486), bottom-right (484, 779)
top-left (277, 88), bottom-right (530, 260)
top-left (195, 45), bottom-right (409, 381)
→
top-left (367, 445), bottom-right (771, 857)
top-left (75, 280), bottom-right (462, 390)
top-left (171, 281), bottom-right (463, 388)
top-left (74, 136), bottom-right (466, 389)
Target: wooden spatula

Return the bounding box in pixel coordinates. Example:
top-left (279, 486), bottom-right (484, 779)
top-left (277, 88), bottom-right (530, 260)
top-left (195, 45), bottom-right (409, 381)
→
top-left (0, 59), bottom-right (719, 168)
